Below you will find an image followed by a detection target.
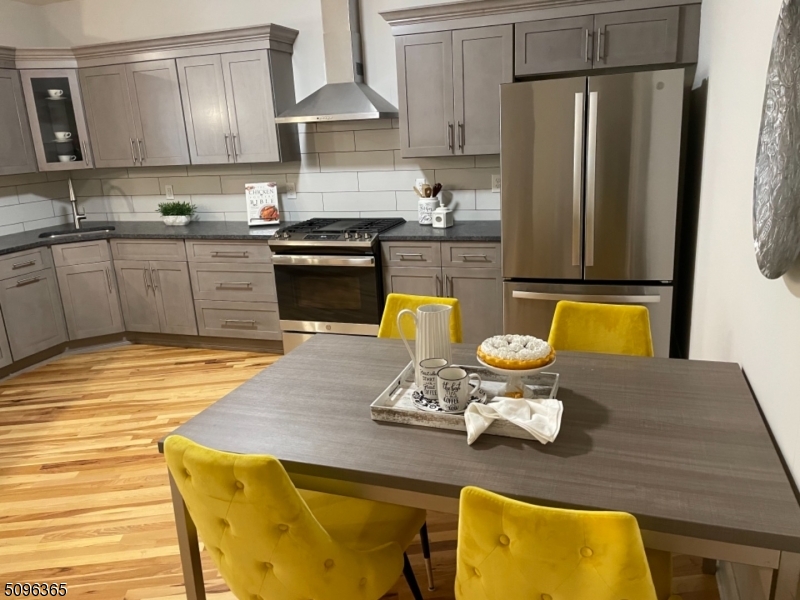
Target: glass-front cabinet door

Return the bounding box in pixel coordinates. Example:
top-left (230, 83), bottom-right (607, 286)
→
top-left (19, 69), bottom-right (94, 171)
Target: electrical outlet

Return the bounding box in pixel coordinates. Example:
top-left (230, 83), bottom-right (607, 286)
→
top-left (491, 174), bottom-right (501, 193)
top-left (285, 182), bottom-right (297, 199)
top-left (415, 178), bottom-right (428, 189)
top-left (164, 184), bottom-right (174, 200)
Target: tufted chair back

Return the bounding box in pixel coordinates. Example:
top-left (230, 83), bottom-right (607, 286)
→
top-left (548, 301), bottom-right (655, 357)
top-left (378, 293), bottom-right (463, 343)
top-left (456, 486), bottom-right (660, 600)
top-left (164, 435), bottom-right (403, 600)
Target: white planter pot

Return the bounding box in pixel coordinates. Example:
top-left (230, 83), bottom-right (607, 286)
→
top-left (162, 215), bottom-right (191, 226)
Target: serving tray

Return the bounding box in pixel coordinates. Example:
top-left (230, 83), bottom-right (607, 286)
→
top-left (370, 362), bottom-right (559, 440)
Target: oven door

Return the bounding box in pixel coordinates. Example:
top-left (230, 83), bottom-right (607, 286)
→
top-left (272, 254), bottom-right (383, 335)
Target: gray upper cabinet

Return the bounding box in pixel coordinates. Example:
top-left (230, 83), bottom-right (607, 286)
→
top-left (515, 16), bottom-right (594, 77)
top-left (178, 50), bottom-right (292, 165)
top-left (57, 261), bottom-right (124, 340)
top-left (0, 69), bottom-right (37, 176)
top-left (396, 32), bottom-right (454, 158)
top-left (221, 51), bottom-right (280, 164)
top-left (20, 69), bottom-right (94, 171)
top-left (81, 60), bottom-right (189, 168)
top-left (80, 64), bottom-right (137, 168)
top-left (0, 268), bottom-right (67, 361)
top-left (177, 55), bottom-right (231, 165)
top-left (453, 26), bottom-right (513, 155)
top-left (125, 60), bottom-right (190, 167)
top-left (594, 8), bottom-right (680, 69)
top-left (0, 306), bottom-right (12, 369)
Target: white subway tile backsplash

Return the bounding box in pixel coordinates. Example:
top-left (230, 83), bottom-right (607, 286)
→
top-left (358, 170), bottom-right (434, 192)
top-left (317, 120), bottom-right (392, 132)
top-left (280, 193), bottom-right (323, 212)
top-left (360, 210), bottom-right (418, 220)
top-left (453, 210), bottom-right (501, 221)
top-left (354, 129), bottom-right (401, 151)
top-left (221, 174), bottom-right (287, 195)
top-left (476, 190), bottom-right (500, 210)
top-left (72, 179), bottom-right (103, 197)
top-left (131, 195), bottom-right (168, 214)
top-left (46, 171), bottom-right (71, 181)
top-left (71, 168), bottom-right (128, 180)
top-left (187, 164), bottom-right (251, 177)
top-left (393, 151), bottom-right (474, 171)
top-left (435, 168), bottom-right (495, 190)
top-left (190, 194), bottom-right (247, 213)
top-left (131, 166), bottom-right (187, 178)
top-left (0, 200), bottom-right (54, 225)
top-left (0, 186), bottom-right (18, 208)
top-left (160, 176), bottom-right (221, 195)
top-left (251, 154), bottom-right (320, 174)
top-left (300, 131), bottom-right (355, 153)
top-left (396, 191), bottom-right (421, 212)
top-left (23, 215), bottom-right (70, 231)
top-left (475, 155), bottom-right (501, 168)
top-left (224, 212), bottom-right (248, 222)
top-left (0, 223), bottom-right (24, 236)
top-left (288, 172), bottom-right (359, 193)
top-left (79, 195), bottom-right (136, 213)
top-left (194, 212), bottom-right (227, 222)
top-left (319, 151), bottom-right (394, 172)
top-left (17, 181), bottom-right (69, 203)
top-left (102, 178), bottom-right (160, 196)
top-left (323, 191), bottom-right (396, 212)
top-left (284, 211), bottom-right (359, 221)
top-left (440, 190), bottom-right (476, 210)
top-left (0, 172), bottom-right (48, 187)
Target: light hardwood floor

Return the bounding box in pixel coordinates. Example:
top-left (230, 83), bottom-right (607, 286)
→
top-left (0, 344), bottom-right (720, 600)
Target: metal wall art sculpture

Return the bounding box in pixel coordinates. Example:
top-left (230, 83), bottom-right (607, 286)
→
top-left (754, 0), bottom-right (800, 279)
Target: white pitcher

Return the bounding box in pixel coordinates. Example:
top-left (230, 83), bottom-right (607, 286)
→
top-left (397, 304), bottom-right (453, 388)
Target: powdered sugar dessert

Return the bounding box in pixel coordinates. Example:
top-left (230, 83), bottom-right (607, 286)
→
top-left (477, 334), bottom-right (556, 370)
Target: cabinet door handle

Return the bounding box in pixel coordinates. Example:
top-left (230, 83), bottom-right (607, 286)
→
top-left (82, 141), bottom-right (90, 166)
top-left (459, 254), bottom-right (488, 261)
top-left (458, 121), bottom-right (465, 151)
top-left (151, 266), bottom-right (159, 290)
top-left (224, 319), bottom-right (256, 327)
top-left (12, 260), bottom-right (36, 270)
top-left (445, 275), bottom-right (451, 297)
top-left (397, 253), bottom-right (424, 260)
top-left (448, 122), bottom-right (454, 151)
top-left (597, 27), bottom-right (606, 62)
top-left (130, 138), bottom-right (138, 165)
top-left (584, 28), bottom-right (592, 62)
top-left (105, 267), bottom-right (112, 293)
top-left (138, 139), bottom-right (145, 163)
top-left (436, 274), bottom-right (442, 297)
top-left (15, 276), bottom-right (40, 287)
top-left (224, 134), bottom-right (231, 161)
top-left (232, 134), bottom-right (239, 157)
top-left (216, 281), bottom-right (252, 289)
top-left (211, 250), bottom-right (249, 258)
top-left (143, 268), bottom-right (151, 292)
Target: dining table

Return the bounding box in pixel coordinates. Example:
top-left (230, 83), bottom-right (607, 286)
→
top-left (159, 334), bottom-right (800, 600)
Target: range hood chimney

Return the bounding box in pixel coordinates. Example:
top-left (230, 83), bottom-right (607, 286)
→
top-left (275, 0), bottom-right (398, 123)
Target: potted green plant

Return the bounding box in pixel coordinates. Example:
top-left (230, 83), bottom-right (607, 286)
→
top-left (157, 201), bottom-right (196, 226)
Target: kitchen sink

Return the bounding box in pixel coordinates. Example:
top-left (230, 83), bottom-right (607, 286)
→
top-left (38, 226), bottom-right (116, 239)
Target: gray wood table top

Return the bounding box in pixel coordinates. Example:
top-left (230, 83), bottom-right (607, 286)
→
top-left (166, 335), bottom-right (800, 553)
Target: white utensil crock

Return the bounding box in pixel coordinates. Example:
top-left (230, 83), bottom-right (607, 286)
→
top-left (397, 304), bottom-right (453, 388)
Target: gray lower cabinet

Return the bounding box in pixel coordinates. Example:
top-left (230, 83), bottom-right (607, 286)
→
top-left (115, 259), bottom-right (197, 335)
top-left (0, 68), bottom-right (38, 176)
top-left (594, 8), bottom-right (680, 69)
top-left (0, 268), bottom-right (67, 361)
top-left (56, 261), bottom-right (124, 340)
top-left (0, 306), bottom-right (12, 368)
top-left (443, 267), bottom-right (502, 344)
top-left (515, 16), bottom-right (594, 76)
top-left (195, 300), bottom-right (281, 340)
top-left (384, 266), bottom-right (441, 298)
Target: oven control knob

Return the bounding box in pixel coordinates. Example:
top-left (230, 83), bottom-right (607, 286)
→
top-left (281, 232), bottom-right (290, 239)
top-left (344, 232), bottom-right (351, 239)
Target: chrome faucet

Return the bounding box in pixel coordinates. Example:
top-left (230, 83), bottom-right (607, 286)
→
top-left (68, 178), bottom-right (86, 229)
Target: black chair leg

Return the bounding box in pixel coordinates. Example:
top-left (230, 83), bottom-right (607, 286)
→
top-left (403, 552), bottom-right (425, 600)
top-left (419, 522), bottom-right (435, 590)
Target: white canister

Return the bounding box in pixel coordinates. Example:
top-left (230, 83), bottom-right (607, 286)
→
top-left (418, 198), bottom-right (439, 225)
top-left (432, 206), bottom-right (454, 228)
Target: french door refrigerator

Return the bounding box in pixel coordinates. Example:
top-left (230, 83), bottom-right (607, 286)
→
top-left (501, 69), bottom-right (685, 357)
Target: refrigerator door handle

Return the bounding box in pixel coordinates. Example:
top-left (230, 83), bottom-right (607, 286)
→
top-left (585, 91), bottom-right (599, 268)
top-left (573, 92), bottom-right (585, 267)
top-left (512, 291), bottom-right (661, 304)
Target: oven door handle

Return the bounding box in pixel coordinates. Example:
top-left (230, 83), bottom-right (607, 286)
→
top-left (271, 255), bottom-right (375, 267)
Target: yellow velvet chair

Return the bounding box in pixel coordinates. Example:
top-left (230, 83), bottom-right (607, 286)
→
top-left (455, 486), bottom-right (681, 600)
top-left (164, 435), bottom-right (428, 600)
top-left (378, 293), bottom-right (463, 343)
top-left (548, 300), bottom-right (655, 357)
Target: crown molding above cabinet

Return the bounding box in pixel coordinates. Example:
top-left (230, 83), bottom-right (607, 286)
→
top-left (12, 24), bottom-right (299, 69)
top-left (381, 0), bottom-right (699, 35)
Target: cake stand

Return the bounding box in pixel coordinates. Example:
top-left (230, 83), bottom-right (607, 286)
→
top-left (476, 356), bottom-right (557, 398)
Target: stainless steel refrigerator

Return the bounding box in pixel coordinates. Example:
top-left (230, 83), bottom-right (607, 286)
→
top-left (501, 69), bottom-right (685, 357)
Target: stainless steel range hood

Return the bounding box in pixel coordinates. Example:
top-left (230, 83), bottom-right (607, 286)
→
top-left (275, 0), bottom-right (398, 123)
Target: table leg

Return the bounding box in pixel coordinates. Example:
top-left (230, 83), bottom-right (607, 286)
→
top-left (169, 473), bottom-right (206, 600)
top-left (770, 552), bottom-right (800, 600)
top-left (702, 558), bottom-right (718, 575)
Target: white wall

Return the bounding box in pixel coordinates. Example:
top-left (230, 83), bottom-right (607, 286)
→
top-left (0, 0), bottom-right (52, 47)
top-left (691, 0), bottom-right (800, 485)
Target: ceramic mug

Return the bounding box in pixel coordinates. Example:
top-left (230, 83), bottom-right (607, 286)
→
top-left (419, 357), bottom-right (449, 400)
top-left (58, 155), bottom-right (77, 162)
top-left (436, 367), bottom-right (482, 412)
top-left (47, 89), bottom-right (64, 98)
top-left (54, 131), bottom-right (72, 141)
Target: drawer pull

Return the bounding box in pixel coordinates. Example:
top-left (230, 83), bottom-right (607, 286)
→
top-left (212, 251), bottom-right (249, 258)
top-left (216, 282), bottom-right (252, 289)
top-left (397, 253), bottom-right (424, 260)
top-left (12, 260), bottom-right (37, 270)
top-left (459, 254), bottom-right (489, 261)
top-left (15, 276), bottom-right (40, 287)
top-left (223, 319), bottom-right (256, 327)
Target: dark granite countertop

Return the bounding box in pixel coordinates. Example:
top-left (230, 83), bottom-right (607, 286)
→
top-left (0, 220), bottom-right (501, 257)
top-left (378, 220), bottom-right (500, 242)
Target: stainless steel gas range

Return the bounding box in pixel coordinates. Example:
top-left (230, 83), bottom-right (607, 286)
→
top-left (267, 218), bottom-right (406, 352)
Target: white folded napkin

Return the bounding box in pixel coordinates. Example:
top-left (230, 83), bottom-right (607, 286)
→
top-left (464, 397), bottom-right (563, 445)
